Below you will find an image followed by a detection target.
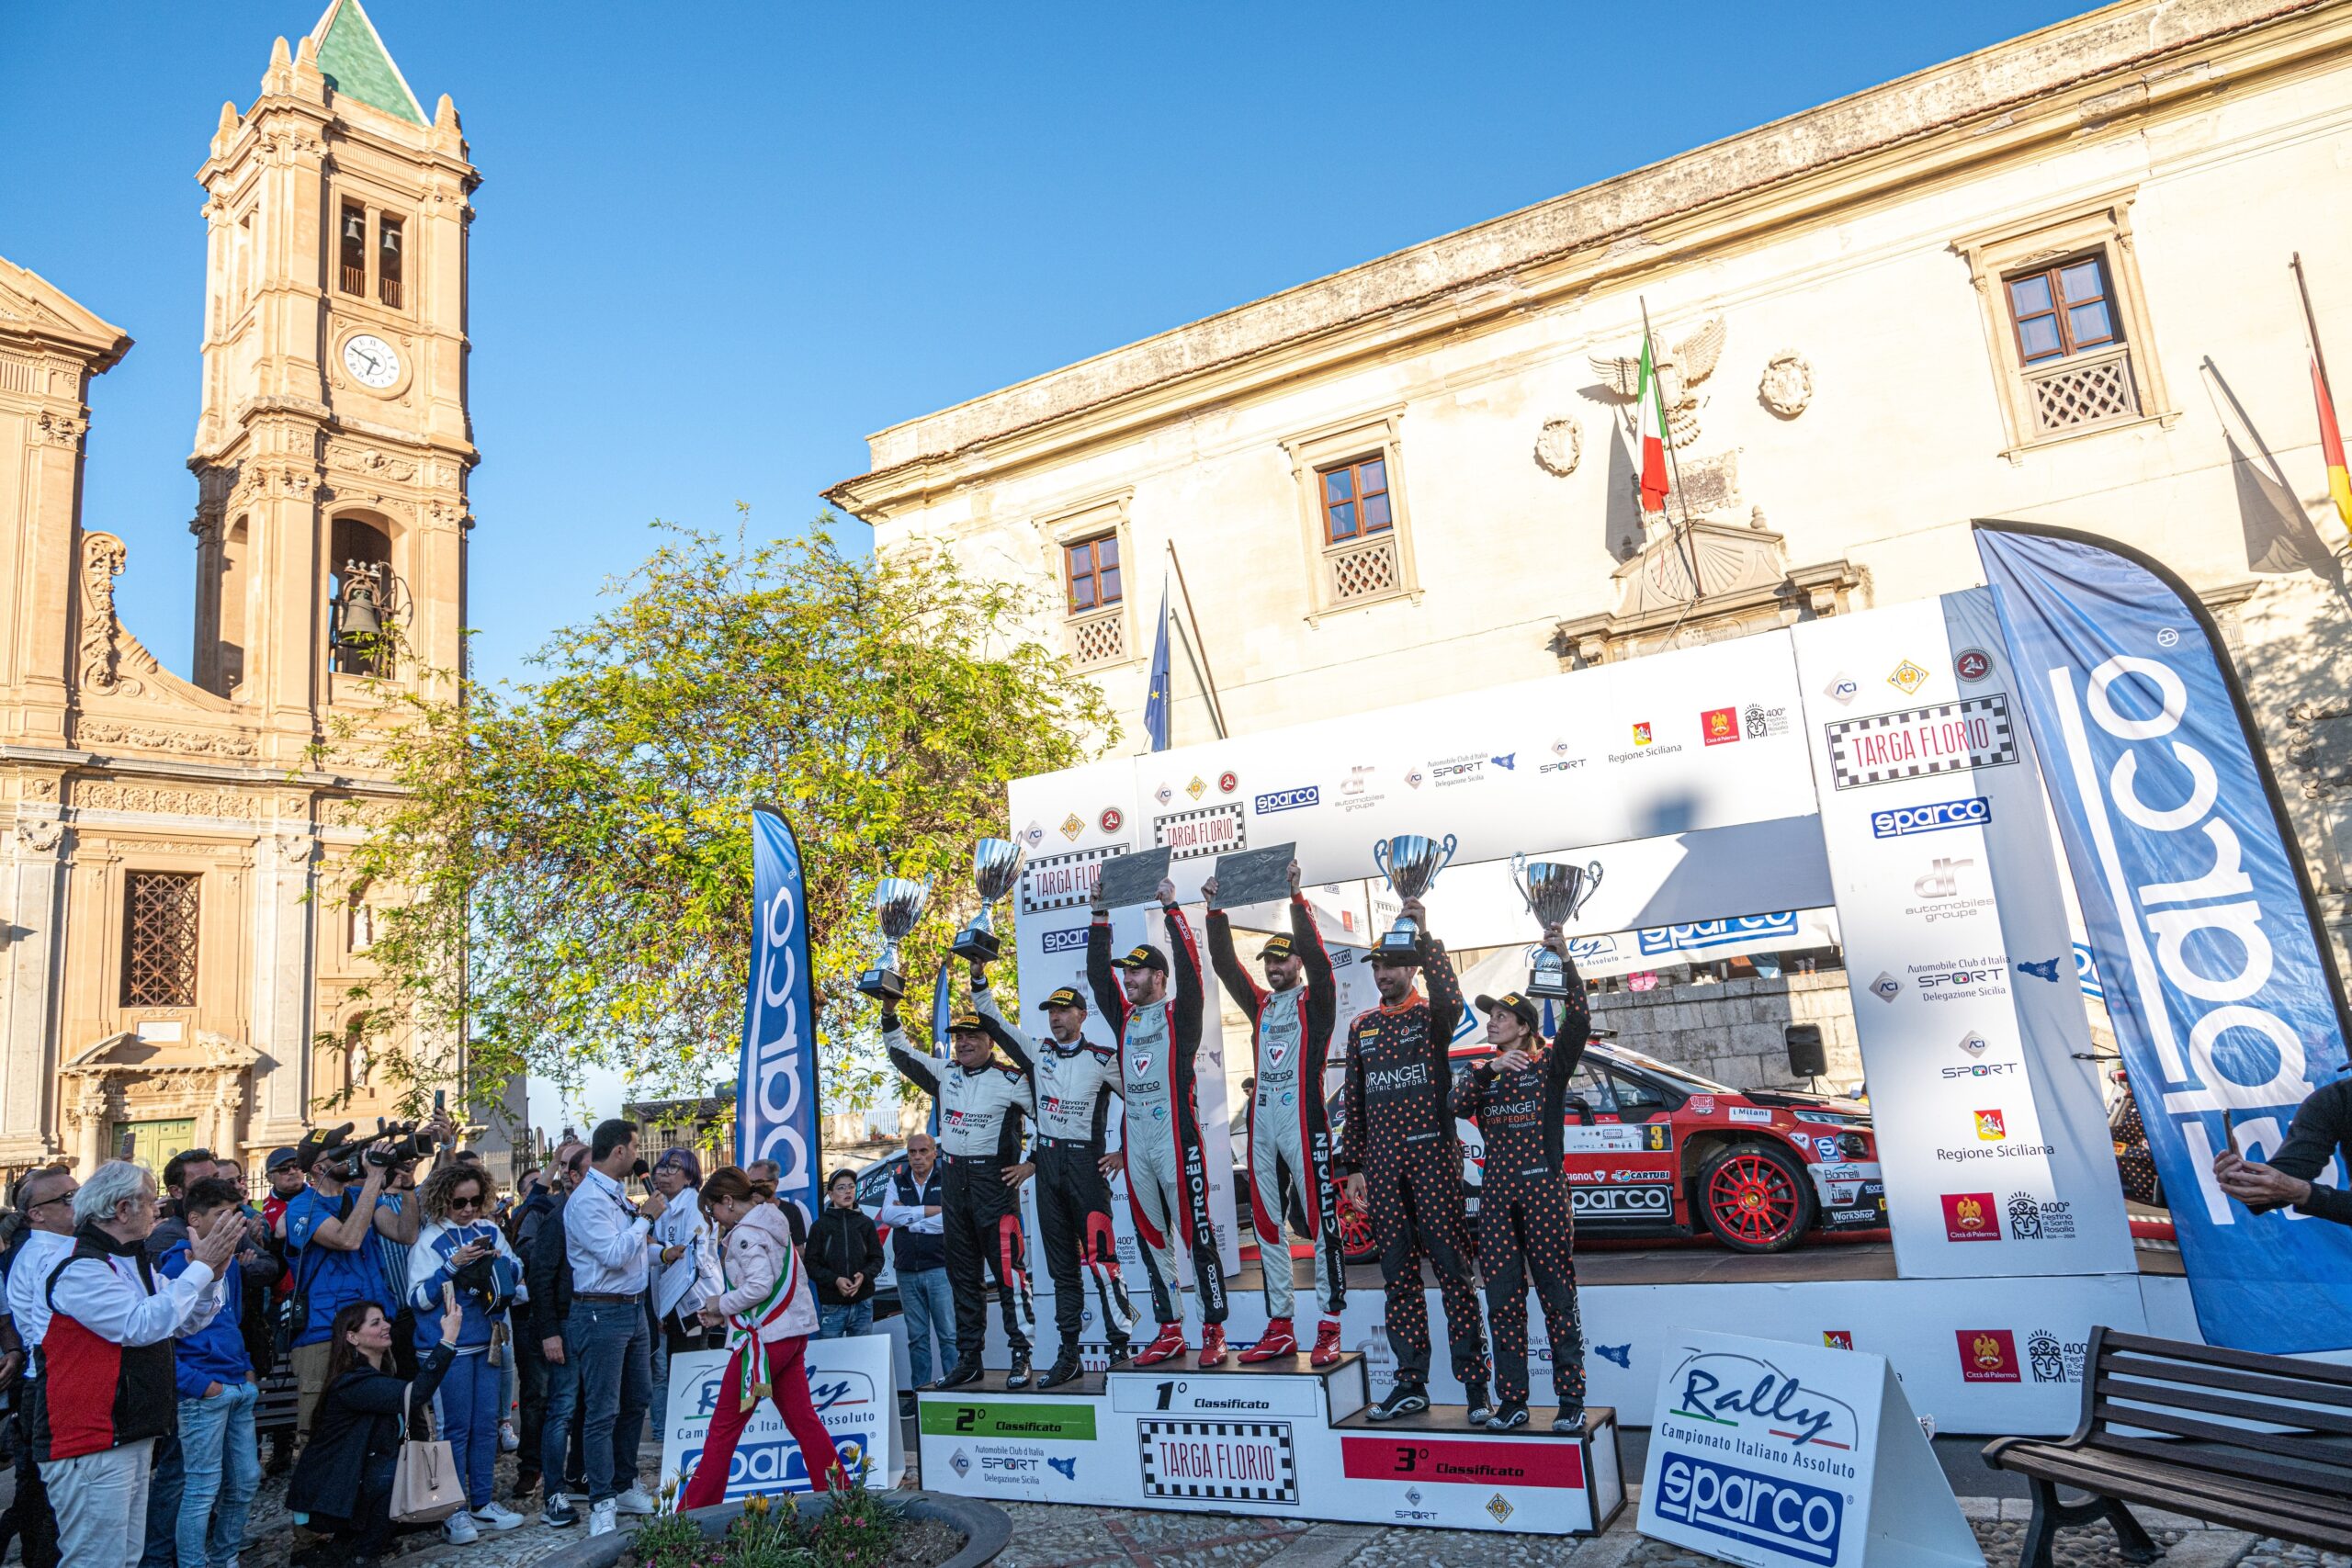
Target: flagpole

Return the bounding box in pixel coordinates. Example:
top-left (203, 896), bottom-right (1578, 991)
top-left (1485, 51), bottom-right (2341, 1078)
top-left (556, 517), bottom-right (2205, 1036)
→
top-left (1640, 296), bottom-right (1706, 600)
top-left (1164, 542), bottom-right (1229, 740)
top-left (2294, 253), bottom-right (2334, 390)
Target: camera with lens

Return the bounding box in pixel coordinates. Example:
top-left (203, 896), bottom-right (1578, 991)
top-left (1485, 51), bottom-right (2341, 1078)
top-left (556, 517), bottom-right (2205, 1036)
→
top-left (312, 1116), bottom-right (440, 1179)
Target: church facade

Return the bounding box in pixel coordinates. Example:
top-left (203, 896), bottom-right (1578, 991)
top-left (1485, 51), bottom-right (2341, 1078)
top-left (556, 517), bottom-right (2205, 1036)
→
top-left (0, 0), bottom-right (475, 1174)
top-left (831, 0), bottom-right (2352, 986)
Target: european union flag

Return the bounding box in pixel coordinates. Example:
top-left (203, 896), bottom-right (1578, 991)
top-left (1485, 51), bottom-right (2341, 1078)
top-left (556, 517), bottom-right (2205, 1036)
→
top-left (1143, 578), bottom-right (1172, 751)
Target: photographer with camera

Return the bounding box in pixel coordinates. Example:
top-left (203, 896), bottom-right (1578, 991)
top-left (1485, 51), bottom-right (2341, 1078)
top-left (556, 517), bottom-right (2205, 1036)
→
top-left (405, 1163), bottom-right (528, 1542)
top-left (278, 1119), bottom-right (442, 1439)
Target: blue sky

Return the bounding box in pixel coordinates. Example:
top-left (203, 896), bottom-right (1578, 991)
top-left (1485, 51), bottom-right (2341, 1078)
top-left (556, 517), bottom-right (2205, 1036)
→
top-left (6, 0), bottom-right (2097, 691)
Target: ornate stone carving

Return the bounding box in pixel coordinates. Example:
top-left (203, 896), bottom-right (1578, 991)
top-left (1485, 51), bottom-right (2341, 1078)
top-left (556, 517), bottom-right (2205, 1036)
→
top-left (20, 776), bottom-right (60, 803)
top-left (77, 532), bottom-right (145, 698)
top-left (35, 410), bottom-right (87, 447)
top-left (1532, 417), bottom-right (1583, 478)
top-left (273, 832), bottom-right (316, 864)
top-left (326, 442), bottom-right (420, 483)
top-left (1759, 350), bottom-right (1815, 419)
top-left (1589, 317), bottom-right (1726, 447)
top-left (13, 817), bottom-right (63, 852)
top-left (74, 783), bottom-right (263, 820)
top-left (2286, 699), bottom-right (2352, 800)
top-left (75, 718), bottom-right (259, 760)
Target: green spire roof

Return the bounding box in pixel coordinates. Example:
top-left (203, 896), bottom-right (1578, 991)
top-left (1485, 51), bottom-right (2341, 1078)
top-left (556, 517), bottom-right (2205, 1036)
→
top-left (311, 0), bottom-right (426, 125)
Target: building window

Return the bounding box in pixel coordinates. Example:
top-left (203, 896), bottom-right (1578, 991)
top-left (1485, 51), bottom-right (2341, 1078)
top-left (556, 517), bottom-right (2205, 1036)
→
top-left (2007, 255), bottom-right (2117, 365)
top-left (339, 204), bottom-right (368, 297)
top-left (376, 215), bottom-right (404, 309)
top-left (122, 872), bottom-right (200, 1008)
top-left (1954, 194), bottom-right (2175, 458)
top-left (1318, 456), bottom-right (1392, 545)
top-left (1063, 533), bottom-right (1121, 615)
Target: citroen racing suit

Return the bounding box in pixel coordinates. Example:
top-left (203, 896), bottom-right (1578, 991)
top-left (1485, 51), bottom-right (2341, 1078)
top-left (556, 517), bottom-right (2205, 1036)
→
top-left (1206, 895), bottom-right (1344, 1323)
top-left (1338, 934), bottom-right (1487, 1391)
top-left (1086, 905), bottom-right (1227, 1329)
top-left (973, 984), bottom-right (1138, 1352)
top-left (887, 1013), bottom-right (1035, 1363)
top-left (1448, 976), bottom-right (1590, 1409)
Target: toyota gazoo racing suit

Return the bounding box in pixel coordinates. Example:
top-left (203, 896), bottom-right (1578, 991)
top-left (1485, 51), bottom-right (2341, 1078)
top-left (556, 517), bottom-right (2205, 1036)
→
top-left (1448, 979), bottom-right (1590, 1419)
top-left (972, 983), bottom-right (1139, 1359)
top-left (1205, 894), bottom-right (1344, 1354)
top-left (886, 1008), bottom-right (1035, 1371)
top-left (1087, 904), bottom-right (1228, 1359)
top-left (1339, 932), bottom-right (1488, 1403)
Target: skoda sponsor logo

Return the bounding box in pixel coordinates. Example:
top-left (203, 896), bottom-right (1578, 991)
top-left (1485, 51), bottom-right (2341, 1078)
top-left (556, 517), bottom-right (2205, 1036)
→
top-left (1871, 795), bottom-right (1991, 838)
top-left (1253, 785), bottom-right (1319, 814)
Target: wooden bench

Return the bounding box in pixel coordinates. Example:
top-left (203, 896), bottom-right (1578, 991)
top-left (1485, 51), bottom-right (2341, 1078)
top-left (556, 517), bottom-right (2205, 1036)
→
top-left (1982, 1325), bottom-right (2352, 1567)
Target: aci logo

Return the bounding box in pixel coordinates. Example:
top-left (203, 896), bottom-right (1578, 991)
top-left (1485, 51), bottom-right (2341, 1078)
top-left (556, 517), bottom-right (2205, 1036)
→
top-left (1595, 1342), bottom-right (1632, 1369)
top-left (1701, 707), bottom-right (1740, 745)
top-left (1871, 796), bottom-right (1991, 838)
top-left (1253, 786), bottom-right (1318, 814)
top-left (1823, 671), bottom-right (1861, 705)
top-left (1957, 1329), bottom-right (2021, 1383)
top-left (2016, 957), bottom-right (2062, 983)
top-left (1048, 1456), bottom-right (1077, 1481)
top-left (1821, 1331), bottom-right (1854, 1350)
top-left (1868, 971), bottom-right (1902, 1003)
top-left (1942, 1191), bottom-right (2001, 1241)
top-left (1653, 1455), bottom-right (1846, 1562)
top-left (1633, 722), bottom-right (1655, 748)
top-left (1974, 1109), bottom-right (2007, 1142)
top-left (1957, 1031), bottom-right (1989, 1058)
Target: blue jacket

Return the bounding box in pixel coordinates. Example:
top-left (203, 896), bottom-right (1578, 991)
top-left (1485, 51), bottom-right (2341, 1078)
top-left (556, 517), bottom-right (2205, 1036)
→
top-left (158, 1244), bottom-right (249, 1400)
top-left (405, 1218), bottom-right (524, 1351)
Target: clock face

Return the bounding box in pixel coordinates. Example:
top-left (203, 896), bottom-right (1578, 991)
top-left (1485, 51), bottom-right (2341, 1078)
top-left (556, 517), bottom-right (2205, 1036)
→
top-left (342, 333), bottom-right (401, 389)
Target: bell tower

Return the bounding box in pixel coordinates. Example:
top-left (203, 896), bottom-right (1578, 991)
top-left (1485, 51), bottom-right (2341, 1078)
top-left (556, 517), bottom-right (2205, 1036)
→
top-left (188, 0), bottom-right (475, 746)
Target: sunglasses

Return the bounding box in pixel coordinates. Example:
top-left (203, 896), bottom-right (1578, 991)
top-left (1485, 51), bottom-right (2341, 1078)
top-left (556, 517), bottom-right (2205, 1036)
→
top-left (26, 1192), bottom-right (74, 1213)
top-left (448, 1193), bottom-right (486, 1212)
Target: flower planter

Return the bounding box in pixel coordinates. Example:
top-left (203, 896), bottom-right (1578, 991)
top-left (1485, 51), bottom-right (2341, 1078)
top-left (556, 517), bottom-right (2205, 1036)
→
top-left (525, 1491), bottom-right (1011, 1568)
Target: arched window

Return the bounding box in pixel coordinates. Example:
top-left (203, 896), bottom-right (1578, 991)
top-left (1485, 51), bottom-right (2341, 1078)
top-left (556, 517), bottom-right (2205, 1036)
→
top-left (330, 515), bottom-right (396, 676)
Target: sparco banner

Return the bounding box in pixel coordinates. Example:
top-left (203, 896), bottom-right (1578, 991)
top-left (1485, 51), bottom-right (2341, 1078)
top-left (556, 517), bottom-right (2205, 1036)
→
top-left (1977, 521), bottom-right (2352, 1353)
top-left (736, 805), bottom-right (822, 1224)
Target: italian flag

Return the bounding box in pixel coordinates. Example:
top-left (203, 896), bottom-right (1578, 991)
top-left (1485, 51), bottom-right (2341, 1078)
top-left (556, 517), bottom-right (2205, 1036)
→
top-left (2315, 357), bottom-right (2352, 538)
top-left (1636, 333), bottom-right (1670, 513)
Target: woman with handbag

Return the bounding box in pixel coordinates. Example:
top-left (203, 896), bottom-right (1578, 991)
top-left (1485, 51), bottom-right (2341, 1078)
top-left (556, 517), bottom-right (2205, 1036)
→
top-left (679, 1167), bottom-right (839, 1506)
top-left (288, 1293), bottom-right (462, 1568)
top-left (403, 1162), bottom-right (529, 1541)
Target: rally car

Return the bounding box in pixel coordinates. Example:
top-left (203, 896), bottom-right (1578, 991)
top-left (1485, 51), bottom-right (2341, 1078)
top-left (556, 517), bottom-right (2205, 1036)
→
top-left (1242, 1038), bottom-right (1885, 1259)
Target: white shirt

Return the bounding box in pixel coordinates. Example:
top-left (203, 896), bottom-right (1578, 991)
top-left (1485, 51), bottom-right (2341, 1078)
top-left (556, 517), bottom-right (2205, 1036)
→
top-left (649, 1199), bottom-right (718, 1321)
top-left (51, 1242), bottom-right (223, 1348)
top-left (566, 1167), bottom-right (651, 1296)
top-left (6, 1229), bottom-right (74, 1366)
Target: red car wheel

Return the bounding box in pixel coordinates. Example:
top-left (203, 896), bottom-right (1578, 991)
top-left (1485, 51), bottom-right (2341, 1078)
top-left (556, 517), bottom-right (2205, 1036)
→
top-left (1336, 1179), bottom-right (1377, 1266)
top-left (1697, 1141), bottom-right (1817, 1254)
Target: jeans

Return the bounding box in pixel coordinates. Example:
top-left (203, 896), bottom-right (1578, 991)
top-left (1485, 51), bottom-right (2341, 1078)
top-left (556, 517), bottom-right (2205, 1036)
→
top-left (569, 1298), bottom-right (650, 1504)
top-left (174, 1382), bottom-right (259, 1568)
top-left (818, 1301), bottom-right (873, 1340)
top-left (898, 1267), bottom-right (954, 1387)
top-left (41, 1437), bottom-right (153, 1568)
top-left (137, 1434), bottom-right (179, 1568)
top-left (538, 1322), bottom-right (589, 1498)
top-left (4, 1394), bottom-right (59, 1568)
top-left (515, 1328), bottom-right (549, 1483)
top-left (433, 1348), bottom-right (503, 1509)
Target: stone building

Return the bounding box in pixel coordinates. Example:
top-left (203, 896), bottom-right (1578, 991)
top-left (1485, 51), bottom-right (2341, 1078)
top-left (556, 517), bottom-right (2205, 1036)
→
top-left (0, 0), bottom-right (477, 1174)
top-left (831, 0), bottom-right (2352, 1087)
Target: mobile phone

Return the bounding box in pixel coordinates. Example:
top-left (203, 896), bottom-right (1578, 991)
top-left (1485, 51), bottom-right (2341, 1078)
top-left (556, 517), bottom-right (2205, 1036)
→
top-left (2223, 1108), bottom-right (2247, 1157)
top-left (434, 1089), bottom-right (447, 1115)
top-left (117, 1130), bottom-right (136, 1161)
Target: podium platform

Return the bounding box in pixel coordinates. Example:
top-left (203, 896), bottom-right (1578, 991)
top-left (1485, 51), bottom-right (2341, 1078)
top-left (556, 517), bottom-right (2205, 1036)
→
top-left (916, 1351), bottom-right (1624, 1535)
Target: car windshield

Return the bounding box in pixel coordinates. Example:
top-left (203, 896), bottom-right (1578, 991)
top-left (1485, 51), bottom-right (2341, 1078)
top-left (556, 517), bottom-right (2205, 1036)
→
top-left (1593, 1044), bottom-right (1735, 1095)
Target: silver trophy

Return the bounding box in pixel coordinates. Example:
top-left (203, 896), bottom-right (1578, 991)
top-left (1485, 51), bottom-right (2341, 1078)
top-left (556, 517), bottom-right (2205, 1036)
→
top-left (1371, 833), bottom-right (1457, 959)
top-left (1510, 852), bottom-right (1603, 998)
top-left (951, 838), bottom-right (1027, 963)
top-left (855, 875), bottom-right (932, 1000)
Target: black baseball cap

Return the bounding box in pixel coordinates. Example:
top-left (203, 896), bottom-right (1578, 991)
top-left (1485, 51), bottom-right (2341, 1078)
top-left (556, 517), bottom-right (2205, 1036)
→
top-left (1258, 934), bottom-right (1295, 962)
top-left (265, 1146), bottom-right (300, 1173)
top-left (1476, 992), bottom-right (1540, 1031)
top-left (948, 1010), bottom-right (987, 1034)
top-left (1037, 986), bottom-right (1088, 1012)
top-left (1109, 943), bottom-right (1169, 974)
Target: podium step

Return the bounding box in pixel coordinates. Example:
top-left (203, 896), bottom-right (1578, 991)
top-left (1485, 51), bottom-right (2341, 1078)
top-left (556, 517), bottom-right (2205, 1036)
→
top-left (1122, 1348), bottom-right (1364, 1380)
top-left (927, 1369), bottom-right (1106, 1396)
top-left (1331, 1402), bottom-right (1610, 1440)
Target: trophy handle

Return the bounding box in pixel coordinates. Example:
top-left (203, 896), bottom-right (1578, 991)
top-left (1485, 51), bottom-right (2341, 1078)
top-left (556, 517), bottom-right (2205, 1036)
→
top-left (1435, 834), bottom-right (1459, 875)
top-left (1509, 851), bottom-right (1534, 915)
top-left (1573, 861), bottom-right (1605, 917)
top-left (1372, 838), bottom-right (1394, 892)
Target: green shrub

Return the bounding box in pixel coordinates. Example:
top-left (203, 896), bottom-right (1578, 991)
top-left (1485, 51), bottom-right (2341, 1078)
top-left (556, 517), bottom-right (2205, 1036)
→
top-left (807, 1471), bottom-right (902, 1568)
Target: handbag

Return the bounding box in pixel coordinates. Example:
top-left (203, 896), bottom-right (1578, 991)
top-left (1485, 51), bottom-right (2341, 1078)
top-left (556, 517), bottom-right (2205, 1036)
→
top-left (389, 1384), bottom-right (469, 1526)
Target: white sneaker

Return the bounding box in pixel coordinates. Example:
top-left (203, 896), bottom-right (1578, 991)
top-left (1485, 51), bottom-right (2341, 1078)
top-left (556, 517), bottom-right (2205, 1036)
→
top-left (613, 1485), bottom-right (658, 1516)
top-left (588, 1499), bottom-right (617, 1538)
top-left (499, 1419), bottom-right (521, 1452)
top-left (443, 1511), bottom-right (481, 1544)
top-left (473, 1502), bottom-right (527, 1531)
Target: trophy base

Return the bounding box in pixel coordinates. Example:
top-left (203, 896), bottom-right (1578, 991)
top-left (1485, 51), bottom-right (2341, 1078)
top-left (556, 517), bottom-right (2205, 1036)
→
top-left (1373, 932), bottom-right (1424, 963)
top-left (855, 967), bottom-right (906, 1002)
top-left (950, 929), bottom-right (1001, 964)
top-left (1526, 976), bottom-right (1576, 1001)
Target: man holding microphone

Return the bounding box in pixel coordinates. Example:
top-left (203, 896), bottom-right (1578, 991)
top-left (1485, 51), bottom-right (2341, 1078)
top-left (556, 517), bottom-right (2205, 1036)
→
top-left (565, 1121), bottom-right (665, 1538)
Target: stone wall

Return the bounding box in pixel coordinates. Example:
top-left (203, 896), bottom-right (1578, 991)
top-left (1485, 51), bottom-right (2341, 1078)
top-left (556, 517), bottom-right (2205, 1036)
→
top-left (1590, 971), bottom-right (1863, 1096)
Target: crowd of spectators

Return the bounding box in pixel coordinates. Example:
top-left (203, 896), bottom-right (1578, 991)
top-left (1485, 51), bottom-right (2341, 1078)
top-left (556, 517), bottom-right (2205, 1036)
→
top-left (0, 1114), bottom-right (833, 1568)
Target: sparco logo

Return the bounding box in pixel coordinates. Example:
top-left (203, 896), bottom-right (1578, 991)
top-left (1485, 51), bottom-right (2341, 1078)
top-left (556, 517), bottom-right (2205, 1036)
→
top-left (1871, 796), bottom-right (1991, 838)
top-left (1253, 786), bottom-right (1318, 814)
top-left (1041, 928), bottom-right (1087, 953)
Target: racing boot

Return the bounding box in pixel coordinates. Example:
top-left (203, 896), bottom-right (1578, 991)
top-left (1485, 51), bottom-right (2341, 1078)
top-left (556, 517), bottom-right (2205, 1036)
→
top-left (1309, 1319), bottom-right (1345, 1368)
top-left (935, 1359), bottom-right (985, 1390)
top-left (1552, 1404), bottom-right (1586, 1435)
top-left (1005, 1349), bottom-right (1033, 1390)
top-left (1197, 1324), bottom-right (1229, 1369)
top-left (1104, 1337), bottom-right (1133, 1371)
top-left (1133, 1322), bottom-right (1188, 1367)
top-left (1487, 1400), bottom-right (1531, 1431)
top-left (1037, 1348), bottom-right (1086, 1389)
top-left (1465, 1380), bottom-right (1492, 1427)
top-left (1240, 1317), bottom-right (1295, 1363)
top-left (1369, 1381), bottom-right (1429, 1422)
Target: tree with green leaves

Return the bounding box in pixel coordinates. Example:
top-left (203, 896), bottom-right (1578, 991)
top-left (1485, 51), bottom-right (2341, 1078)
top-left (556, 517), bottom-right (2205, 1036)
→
top-left (324, 516), bottom-right (1115, 1132)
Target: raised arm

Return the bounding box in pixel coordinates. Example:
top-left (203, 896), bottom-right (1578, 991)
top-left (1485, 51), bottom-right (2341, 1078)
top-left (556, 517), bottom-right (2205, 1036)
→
top-left (1166, 901), bottom-right (1205, 1061)
top-left (1293, 890), bottom-right (1337, 1072)
top-left (1204, 908), bottom-right (1265, 1020)
top-left (1423, 932), bottom-right (1465, 1066)
top-left (884, 1009), bottom-right (941, 1100)
top-left (1085, 908), bottom-right (1130, 1032)
top-left (972, 983), bottom-right (1037, 1081)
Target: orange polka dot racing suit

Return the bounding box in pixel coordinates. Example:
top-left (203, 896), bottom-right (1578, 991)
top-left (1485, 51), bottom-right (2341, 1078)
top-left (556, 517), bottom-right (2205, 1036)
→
top-left (1448, 972), bottom-right (1590, 1411)
top-left (1337, 935), bottom-right (1488, 1393)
